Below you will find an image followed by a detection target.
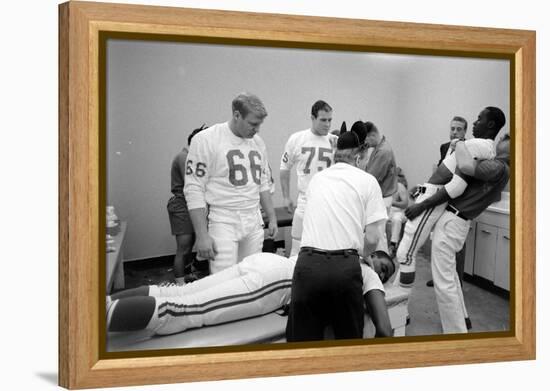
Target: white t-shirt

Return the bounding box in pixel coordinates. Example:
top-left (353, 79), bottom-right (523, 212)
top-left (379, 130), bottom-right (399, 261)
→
top-left (280, 129), bottom-right (337, 196)
top-left (300, 163), bottom-right (388, 253)
top-left (184, 122), bottom-right (270, 210)
top-left (443, 138), bottom-right (496, 199)
top-left (442, 138), bottom-right (495, 173)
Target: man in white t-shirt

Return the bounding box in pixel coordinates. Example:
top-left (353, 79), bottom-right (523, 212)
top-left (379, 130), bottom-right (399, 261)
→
top-left (280, 100), bottom-right (338, 256)
top-left (106, 251), bottom-right (395, 337)
top-left (286, 127), bottom-right (388, 342)
top-left (184, 93), bottom-right (278, 274)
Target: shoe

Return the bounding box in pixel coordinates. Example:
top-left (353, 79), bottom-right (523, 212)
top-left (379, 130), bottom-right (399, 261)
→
top-left (183, 259), bottom-right (210, 283)
top-left (426, 279), bottom-right (434, 287)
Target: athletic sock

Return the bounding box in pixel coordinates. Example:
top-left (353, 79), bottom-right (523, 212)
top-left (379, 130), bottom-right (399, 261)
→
top-left (108, 296), bottom-right (156, 332)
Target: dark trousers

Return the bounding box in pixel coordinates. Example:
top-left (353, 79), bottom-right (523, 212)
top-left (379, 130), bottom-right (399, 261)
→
top-left (286, 251), bottom-right (364, 342)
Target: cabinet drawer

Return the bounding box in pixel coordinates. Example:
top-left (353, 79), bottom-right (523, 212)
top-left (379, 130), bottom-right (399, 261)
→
top-left (473, 223), bottom-right (498, 281)
top-left (476, 210), bottom-right (509, 230)
top-left (494, 228), bottom-right (511, 291)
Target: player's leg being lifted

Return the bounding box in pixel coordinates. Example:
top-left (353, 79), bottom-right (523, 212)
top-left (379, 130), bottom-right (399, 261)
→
top-left (395, 184), bottom-right (447, 288)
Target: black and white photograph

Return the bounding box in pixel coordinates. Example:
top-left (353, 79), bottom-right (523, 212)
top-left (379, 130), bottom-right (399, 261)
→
top-left (104, 38), bottom-right (512, 352)
top-left (7, 0), bottom-right (548, 389)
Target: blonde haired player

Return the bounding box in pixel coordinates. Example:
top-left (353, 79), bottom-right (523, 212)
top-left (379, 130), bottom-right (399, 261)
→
top-left (280, 100), bottom-right (338, 256)
top-left (184, 93), bottom-right (278, 274)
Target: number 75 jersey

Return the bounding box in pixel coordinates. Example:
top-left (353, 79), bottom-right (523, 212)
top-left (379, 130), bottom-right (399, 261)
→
top-left (280, 129), bottom-right (336, 196)
top-left (184, 122), bottom-right (271, 211)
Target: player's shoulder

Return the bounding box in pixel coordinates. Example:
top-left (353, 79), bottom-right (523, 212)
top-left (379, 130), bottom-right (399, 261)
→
top-left (361, 263), bottom-right (385, 293)
top-left (352, 165), bottom-right (378, 181)
top-left (292, 128), bottom-right (313, 141)
top-left (191, 122), bottom-right (228, 146)
top-left (465, 137), bottom-right (494, 148)
top-left (199, 122), bottom-right (226, 137)
top-left (252, 134), bottom-right (267, 148)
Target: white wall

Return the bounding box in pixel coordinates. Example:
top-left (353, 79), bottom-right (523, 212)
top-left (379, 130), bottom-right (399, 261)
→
top-left (392, 55), bottom-right (509, 187)
top-left (107, 43), bottom-right (403, 260)
top-left (107, 42), bottom-right (508, 261)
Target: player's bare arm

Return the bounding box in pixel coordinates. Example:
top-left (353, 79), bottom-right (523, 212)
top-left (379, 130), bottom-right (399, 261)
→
top-left (260, 190), bottom-right (278, 239)
top-left (365, 290), bottom-right (393, 337)
top-left (364, 219), bottom-right (385, 256)
top-left (188, 208), bottom-right (217, 260)
top-left (279, 169), bottom-right (294, 213)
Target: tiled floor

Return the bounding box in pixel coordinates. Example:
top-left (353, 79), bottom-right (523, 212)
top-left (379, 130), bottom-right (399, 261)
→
top-left (406, 248), bottom-right (510, 335)
top-left (123, 248), bottom-right (510, 336)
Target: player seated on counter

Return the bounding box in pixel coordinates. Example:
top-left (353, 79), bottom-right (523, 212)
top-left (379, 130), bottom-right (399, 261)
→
top-left (107, 251), bottom-right (395, 338)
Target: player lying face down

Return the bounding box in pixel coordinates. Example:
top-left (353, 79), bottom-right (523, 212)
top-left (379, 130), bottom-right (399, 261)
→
top-left (106, 251), bottom-right (395, 338)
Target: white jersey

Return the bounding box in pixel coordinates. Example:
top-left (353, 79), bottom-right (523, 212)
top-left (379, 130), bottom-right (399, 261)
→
top-left (280, 129), bottom-right (337, 196)
top-left (442, 138), bottom-right (495, 173)
top-left (257, 136), bottom-right (275, 194)
top-left (184, 122), bottom-right (270, 211)
top-left (301, 163), bottom-right (388, 253)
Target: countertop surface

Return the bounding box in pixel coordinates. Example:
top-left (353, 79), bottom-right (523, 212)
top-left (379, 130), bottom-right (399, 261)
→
top-left (486, 191), bottom-right (510, 215)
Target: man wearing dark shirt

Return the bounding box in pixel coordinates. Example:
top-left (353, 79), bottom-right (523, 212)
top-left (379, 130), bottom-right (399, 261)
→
top-left (167, 125), bottom-right (206, 283)
top-left (405, 134), bottom-right (510, 333)
top-left (438, 116), bottom-right (468, 166)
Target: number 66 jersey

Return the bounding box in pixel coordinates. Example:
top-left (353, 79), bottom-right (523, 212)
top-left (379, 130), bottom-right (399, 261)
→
top-left (184, 122), bottom-right (271, 212)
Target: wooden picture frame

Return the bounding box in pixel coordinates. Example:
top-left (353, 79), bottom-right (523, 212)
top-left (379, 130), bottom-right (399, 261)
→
top-left (59, 1), bottom-right (535, 388)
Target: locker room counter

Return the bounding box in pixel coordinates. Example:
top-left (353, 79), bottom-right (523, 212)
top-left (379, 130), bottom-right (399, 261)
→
top-left (106, 286), bottom-right (409, 352)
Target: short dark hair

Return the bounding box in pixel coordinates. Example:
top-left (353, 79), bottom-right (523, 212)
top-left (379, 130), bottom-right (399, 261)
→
top-left (485, 106), bottom-right (506, 132)
top-left (311, 100), bottom-right (332, 118)
top-left (371, 250), bottom-right (396, 283)
top-left (364, 121), bottom-right (379, 134)
top-left (187, 124), bottom-right (207, 146)
top-left (451, 116), bottom-right (468, 131)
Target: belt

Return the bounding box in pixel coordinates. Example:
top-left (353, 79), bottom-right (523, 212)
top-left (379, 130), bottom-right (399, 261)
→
top-left (446, 204), bottom-right (468, 221)
top-left (299, 247), bottom-right (359, 257)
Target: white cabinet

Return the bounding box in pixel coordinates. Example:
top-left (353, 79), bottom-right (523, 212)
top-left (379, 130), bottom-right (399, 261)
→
top-left (464, 209), bottom-right (510, 291)
top-left (473, 223), bottom-right (498, 281)
top-left (494, 229), bottom-right (510, 290)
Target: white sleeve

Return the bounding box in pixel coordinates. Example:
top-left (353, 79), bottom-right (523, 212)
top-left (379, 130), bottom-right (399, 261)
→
top-left (464, 138), bottom-right (496, 160)
top-left (183, 132), bottom-right (211, 210)
top-left (256, 136), bottom-right (272, 193)
top-left (361, 264), bottom-right (385, 295)
top-left (444, 174), bottom-right (468, 199)
top-left (365, 177), bottom-right (388, 225)
top-left (444, 139), bottom-right (495, 199)
top-left (280, 134), bottom-right (296, 170)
